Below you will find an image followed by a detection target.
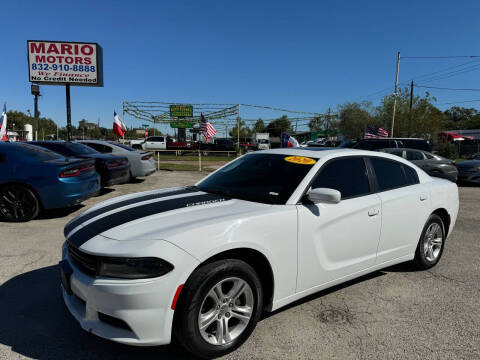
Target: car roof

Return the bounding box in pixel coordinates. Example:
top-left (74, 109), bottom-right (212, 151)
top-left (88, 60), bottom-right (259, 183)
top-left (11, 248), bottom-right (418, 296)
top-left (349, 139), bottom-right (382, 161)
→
top-left (255, 147), bottom-right (408, 160)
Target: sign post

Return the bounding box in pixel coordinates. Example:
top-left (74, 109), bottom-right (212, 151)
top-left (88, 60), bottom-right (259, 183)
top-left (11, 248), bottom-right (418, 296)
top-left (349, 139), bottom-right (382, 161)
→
top-left (27, 40), bottom-right (104, 141)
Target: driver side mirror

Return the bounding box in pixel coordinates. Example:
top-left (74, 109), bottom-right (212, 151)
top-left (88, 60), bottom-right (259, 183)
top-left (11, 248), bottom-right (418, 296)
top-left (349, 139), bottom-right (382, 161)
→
top-left (307, 188), bottom-right (341, 204)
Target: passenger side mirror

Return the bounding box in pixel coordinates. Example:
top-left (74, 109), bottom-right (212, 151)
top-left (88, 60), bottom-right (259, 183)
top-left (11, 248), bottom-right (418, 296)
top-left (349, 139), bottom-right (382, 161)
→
top-left (307, 188), bottom-right (341, 204)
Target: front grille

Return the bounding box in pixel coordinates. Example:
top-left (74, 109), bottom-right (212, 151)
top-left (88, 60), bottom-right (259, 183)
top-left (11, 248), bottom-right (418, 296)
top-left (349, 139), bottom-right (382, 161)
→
top-left (68, 243), bottom-right (97, 276)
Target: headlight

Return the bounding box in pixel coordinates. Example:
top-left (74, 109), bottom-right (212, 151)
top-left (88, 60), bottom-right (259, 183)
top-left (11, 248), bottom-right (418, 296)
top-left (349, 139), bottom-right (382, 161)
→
top-left (98, 257), bottom-right (174, 279)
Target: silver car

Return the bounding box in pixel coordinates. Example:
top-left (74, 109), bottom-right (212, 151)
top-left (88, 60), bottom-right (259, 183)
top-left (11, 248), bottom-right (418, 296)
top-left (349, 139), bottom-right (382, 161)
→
top-left (380, 148), bottom-right (458, 182)
top-left (78, 140), bottom-right (156, 179)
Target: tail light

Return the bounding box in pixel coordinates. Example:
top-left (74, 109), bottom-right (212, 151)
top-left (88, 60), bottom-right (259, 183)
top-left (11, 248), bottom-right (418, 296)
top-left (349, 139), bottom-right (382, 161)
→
top-left (142, 154), bottom-right (152, 160)
top-left (107, 159), bottom-right (128, 169)
top-left (60, 164), bottom-right (95, 178)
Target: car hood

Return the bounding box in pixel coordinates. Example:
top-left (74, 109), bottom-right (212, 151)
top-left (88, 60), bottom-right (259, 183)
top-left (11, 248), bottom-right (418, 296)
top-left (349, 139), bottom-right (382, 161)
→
top-left (64, 187), bottom-right (270, 248)
top-left (455, 160), bottom-right (480, 168)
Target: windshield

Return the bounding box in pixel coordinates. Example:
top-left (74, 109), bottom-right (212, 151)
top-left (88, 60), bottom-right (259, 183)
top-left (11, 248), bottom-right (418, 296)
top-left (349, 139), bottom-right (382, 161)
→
top-left (197, 153), bottom-right (316, 204)
top-left (65, 142), bottom-right (98, 155)
top-left (14, 144), bottom-right (63, 161)
top-left (258, 139), bottom-right (269, 144)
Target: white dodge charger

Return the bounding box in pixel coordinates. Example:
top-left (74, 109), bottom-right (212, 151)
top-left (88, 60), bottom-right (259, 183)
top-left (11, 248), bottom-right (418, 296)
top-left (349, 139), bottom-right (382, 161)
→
top-left (60, 148), bottom-right (459, 358)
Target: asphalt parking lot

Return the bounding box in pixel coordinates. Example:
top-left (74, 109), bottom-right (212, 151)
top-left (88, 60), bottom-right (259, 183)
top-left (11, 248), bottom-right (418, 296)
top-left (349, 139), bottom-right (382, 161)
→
top-left (0, 171), bottom-right (479, 360)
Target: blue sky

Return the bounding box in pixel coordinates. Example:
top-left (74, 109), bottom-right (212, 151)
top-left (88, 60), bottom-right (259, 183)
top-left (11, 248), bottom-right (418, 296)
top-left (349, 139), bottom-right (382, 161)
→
top-left (2, 0), bottom-right (480, 133)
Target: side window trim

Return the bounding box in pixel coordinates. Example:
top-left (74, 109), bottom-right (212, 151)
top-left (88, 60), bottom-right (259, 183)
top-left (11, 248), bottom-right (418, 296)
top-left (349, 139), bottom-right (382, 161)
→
top-left (304, 155), bottom-right (374, 201)
top-left (367, 156), bottom-right (419, 193)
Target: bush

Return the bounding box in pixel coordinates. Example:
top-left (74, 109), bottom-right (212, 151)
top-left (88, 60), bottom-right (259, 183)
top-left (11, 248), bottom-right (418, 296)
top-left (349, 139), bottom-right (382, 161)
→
top-left (433, 142), bottom-right (458, 159)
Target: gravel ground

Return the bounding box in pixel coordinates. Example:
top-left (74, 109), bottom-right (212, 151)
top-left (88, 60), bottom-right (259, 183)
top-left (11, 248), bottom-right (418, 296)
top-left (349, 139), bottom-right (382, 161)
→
top-left (0, 172), bottom-right (478, 359)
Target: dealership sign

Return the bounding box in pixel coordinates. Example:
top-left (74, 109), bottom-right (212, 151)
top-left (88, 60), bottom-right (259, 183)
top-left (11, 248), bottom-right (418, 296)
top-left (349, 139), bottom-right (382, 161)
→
top-left (27, 40), bottom-right (103, 86)
top-left (170, 104), bottom-right (193, 118)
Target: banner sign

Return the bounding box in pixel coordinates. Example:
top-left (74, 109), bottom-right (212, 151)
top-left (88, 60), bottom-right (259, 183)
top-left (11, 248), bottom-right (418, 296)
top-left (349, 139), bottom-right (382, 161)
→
top-left (27, 40), bottom-right (103, 86)
top-left (170, 121), bottom-right (193, 129)
top-left (170, 104), bottom-right (193, 118)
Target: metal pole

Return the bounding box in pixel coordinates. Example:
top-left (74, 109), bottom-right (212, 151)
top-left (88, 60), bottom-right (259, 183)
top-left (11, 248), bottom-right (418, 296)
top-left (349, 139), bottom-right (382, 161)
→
top-left (409, 80), bottom-right (414, 136)
top-left (199, 149), bottom-right (202, 171)
top-left (236, 104), bottom-right (240, 153)
top-left (34, 94), bottom-right (39, 141)
top-left (66, 84), bottom-right (72, 142)
top-left (391, 51), bottom-right (400, 138)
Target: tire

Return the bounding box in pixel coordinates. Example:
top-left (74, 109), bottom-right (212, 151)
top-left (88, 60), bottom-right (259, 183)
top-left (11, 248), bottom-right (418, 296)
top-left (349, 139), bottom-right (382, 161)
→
top-left (0, 184), bottom-right (40, 222)
top-left (413, 214), bottom-right (445, 270)
top-left (174, 259), bottom-right (263, 359)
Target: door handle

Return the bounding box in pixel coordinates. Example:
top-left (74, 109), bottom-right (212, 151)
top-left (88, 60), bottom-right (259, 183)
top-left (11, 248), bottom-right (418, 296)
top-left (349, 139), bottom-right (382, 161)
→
top-left (368, 209), bottom-right (380, 217)
top-left (420, 195), bottom-right (428, 201)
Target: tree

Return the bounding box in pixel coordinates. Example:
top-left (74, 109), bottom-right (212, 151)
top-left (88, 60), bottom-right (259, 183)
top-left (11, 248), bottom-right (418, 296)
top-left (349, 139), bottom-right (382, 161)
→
top-left (444, 107), bottom-right (479, 130)
top-left (253, 118), bottom-right (266, 133)
top-left (376, 88), bottom-right (445, 138)
top-left (337, 101), bottom-right (377, 139)
top-left (266, 115), bottom-right (292, 137)
top-left (308, 116), bottom-right (323, 132)
top-left (229, 119), bottom-right (252, 141)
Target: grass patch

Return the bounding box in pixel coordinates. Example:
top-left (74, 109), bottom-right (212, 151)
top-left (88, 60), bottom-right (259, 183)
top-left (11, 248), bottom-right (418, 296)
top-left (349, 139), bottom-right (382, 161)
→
top-left (158, 163), bottom-right (216, 172)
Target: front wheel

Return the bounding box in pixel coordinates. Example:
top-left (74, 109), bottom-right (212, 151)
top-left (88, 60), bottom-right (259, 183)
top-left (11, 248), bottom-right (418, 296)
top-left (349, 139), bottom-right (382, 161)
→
top-left (413, 214), bottom-right (445, 269)
top-left (0, 184), bottom-right (40, 222)
top-left (174, 259), bottom-right (263, 359)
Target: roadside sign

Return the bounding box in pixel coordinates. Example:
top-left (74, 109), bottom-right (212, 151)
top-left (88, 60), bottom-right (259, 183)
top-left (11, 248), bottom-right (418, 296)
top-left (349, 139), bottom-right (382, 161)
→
top-left (170, 121), bottom-right (193, 129)
top-left (142, 124), bottom-right (150, 128)
top-left (27, 40), bottom-right (103, 87)
top-left (170, 105), bottom-right (193, 118)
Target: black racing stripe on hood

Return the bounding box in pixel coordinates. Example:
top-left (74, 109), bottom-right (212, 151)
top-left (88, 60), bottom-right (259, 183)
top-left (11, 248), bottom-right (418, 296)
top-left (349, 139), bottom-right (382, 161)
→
top-left (64, 187), bottom-right (198, 237)
top-left (67, 193), bottom-right (229, 248)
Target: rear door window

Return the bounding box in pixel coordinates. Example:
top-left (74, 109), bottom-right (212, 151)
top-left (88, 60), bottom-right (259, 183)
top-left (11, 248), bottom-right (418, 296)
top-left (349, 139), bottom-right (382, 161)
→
top-left (312, 157), bottom-right (371, 199)
top-left (406, 150), bottom-right (424, 161)
top-left (370, 157), bottom-right (408, 191)
top-left (403, 165), bottom-right (419, 185)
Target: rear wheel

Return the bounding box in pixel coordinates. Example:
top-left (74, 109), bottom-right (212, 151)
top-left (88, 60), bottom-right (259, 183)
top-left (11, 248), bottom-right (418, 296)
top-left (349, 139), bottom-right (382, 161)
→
top-left (0, 184), bottom-right (40, 222)
top-left (413, 214), bottom-right (445, 269)
top-left (174, 259), bottom-right (263, 359)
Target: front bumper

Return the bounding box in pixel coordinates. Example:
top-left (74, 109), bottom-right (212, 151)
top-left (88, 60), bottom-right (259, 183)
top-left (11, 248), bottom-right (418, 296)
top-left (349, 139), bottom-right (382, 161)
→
top-left (61, 239), bottom-right (199, 346)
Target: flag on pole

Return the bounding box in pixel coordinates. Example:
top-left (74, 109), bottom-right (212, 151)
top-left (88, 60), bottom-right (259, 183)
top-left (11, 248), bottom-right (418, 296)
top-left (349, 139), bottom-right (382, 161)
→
top-left (365, 124), bottom-right (389, 138)
top-left (281, 133), bottom-right (299, 148)
top-left (200, 113), bottom-right (217, 141)
top-left (113, 111), bottom-right (126, 137)
top-left (0, 103), bottom-right (7, 141)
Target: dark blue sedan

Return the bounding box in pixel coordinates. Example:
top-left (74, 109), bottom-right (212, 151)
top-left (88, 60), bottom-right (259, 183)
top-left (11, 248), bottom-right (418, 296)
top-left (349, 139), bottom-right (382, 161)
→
top-left (0, 142), bottom-right (100, 222)
top-left (31, 141), bottom-right (130, 187)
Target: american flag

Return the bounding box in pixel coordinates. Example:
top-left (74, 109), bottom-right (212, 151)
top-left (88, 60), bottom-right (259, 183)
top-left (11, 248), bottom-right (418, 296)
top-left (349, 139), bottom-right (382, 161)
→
top-left (365, 124), bottom-right (389, 139)
top-left (200, 113), bottom-right (217, 141)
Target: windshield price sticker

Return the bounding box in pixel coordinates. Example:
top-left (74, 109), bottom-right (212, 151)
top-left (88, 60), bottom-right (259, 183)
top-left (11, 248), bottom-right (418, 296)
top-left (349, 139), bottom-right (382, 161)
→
top-left (284, 156), bottom-right (316, 165)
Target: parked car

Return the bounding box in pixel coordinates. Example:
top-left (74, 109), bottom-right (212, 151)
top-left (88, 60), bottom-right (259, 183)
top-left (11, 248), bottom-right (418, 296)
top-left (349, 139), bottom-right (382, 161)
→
top-left (199, 138), bottom-right (236, 152)
top-left (30, 141), bottom-right (130, 187)
top-left (60, 148), bottom-right (458, 358)
top-left (77, 140), bottom-right (156, 179)
top-left (380, 148), bottom-right (458, 182)
top-left (455, 159), bottom-right (480, 184)
top-left (0, 143), bottom-right (100, 221)
top-left (341, 138), bottom-right (432, 152)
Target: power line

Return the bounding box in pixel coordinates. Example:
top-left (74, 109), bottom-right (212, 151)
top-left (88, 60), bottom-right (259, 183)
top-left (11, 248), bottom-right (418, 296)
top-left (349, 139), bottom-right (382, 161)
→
top-left (414, 85), bottom-right (480, 91)
top-left (437, 99), bottom-right (480, 105)
top-left (402, 55), bottom-right (480, 59)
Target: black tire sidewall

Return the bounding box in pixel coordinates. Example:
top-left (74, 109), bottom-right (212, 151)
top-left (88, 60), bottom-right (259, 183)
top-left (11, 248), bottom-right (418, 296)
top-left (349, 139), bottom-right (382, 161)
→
top-left (175, 259), bottom-right (263, 358)
top-left (0, 184), bottom-right (40, 222)
top-left (414, 214), bottom-right (445, 269)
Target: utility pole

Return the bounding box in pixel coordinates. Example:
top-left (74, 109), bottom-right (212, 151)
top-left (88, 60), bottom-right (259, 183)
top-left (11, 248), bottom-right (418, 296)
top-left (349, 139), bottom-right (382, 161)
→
top-left (66, 84), bottom-right (72, 141)
top-left (236, 104), bottom-right (240, 153)
top-left (31, 85), bottom-right (41, 140)
top-left (409, 80), bottom-right (414, 136)
top-left (390, 51), bottom-right (401, 138)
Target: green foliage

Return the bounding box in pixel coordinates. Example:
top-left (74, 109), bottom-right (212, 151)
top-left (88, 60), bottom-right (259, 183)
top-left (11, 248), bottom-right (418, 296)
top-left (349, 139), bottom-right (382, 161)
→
top-left (434, 142), bottom-right (458, 159)
top-left (337, 101), bottom-right (379, 139)
top-left (253, 118), bottom-right (266, 133)
top-left (266, 115), bottom-right (292, 137)
top-left (229, 119), bottom-right (252, 141)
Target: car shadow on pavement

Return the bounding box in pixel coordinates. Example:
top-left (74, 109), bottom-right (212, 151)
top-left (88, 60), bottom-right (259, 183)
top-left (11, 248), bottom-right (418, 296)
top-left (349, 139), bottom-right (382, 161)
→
top-left (0, 265), bottom-right (197, 360)
top-left (261, 270), bottom-right (386, 320)
top-left (38, 205), bottom-right (84, 220)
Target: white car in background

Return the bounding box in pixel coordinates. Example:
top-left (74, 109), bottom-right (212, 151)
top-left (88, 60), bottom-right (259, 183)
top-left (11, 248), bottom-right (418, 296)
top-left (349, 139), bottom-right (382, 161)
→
top-left (60, 148), bottom-right (458, 358)
top-left (78, 140), bottom-right (156, 179)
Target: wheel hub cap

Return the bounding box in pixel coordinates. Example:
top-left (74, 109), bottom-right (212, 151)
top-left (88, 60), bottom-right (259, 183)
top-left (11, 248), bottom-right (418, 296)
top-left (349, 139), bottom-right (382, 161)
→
top-left (424, 223), bottom-right (443, 262)
top-left (198, 277), bottom-right (254, 345)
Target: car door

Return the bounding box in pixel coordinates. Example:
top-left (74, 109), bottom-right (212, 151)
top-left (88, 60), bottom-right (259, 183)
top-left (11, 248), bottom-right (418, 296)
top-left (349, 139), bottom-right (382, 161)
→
top-left (296, 156), bottom-right (382, 292)
top-left (369, 156), bottom-right (431, 264)
top-left (144, 137), bottom-right (158, 150)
